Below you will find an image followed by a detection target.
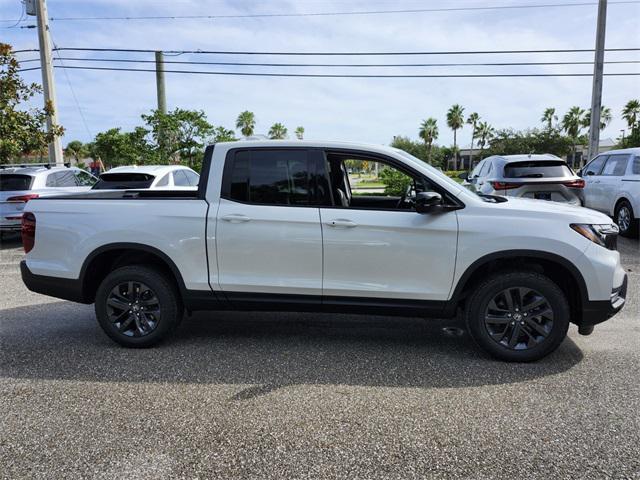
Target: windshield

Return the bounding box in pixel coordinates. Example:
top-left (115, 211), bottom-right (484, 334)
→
top-left (503, 160), bottom-right (573, 178)
top-left (0, 174), bottom-right (34, 191)
top-left (93, 173), bottom-right (155, 190)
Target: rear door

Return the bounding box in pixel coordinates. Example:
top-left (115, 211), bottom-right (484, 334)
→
top-left (216, 148), bottom-right (327, 300)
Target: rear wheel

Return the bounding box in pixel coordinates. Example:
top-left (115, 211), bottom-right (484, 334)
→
top-left (465, 271), bottom-right (570, 362)
top-left (95, 265), bottom-right (182, 347)
top-left (615, 200), bottom-right (639, 238)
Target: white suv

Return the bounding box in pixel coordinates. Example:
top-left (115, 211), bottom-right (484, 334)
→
top-left (581, 147), bottom-right (640, 237)
top-left (0, 164), bottom-right (97, 233)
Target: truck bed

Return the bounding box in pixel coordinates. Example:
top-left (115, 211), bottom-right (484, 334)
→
top-left (46, 189), bottom-right (200, 200)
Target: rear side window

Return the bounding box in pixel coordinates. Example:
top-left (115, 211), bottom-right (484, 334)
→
top-left (633, 156), bottom-right (640, 175)
top-left (584, 155), bottom-right (607, 176)
top-left (0, 174), bottom-right (34, 191)
top-left (74, 170), bottom-right (97, 186)
top-left (601, 155), bottom-right (629, 176)
top-left (93, 173), bottom-right (155, 190)
top-left (46, 170), bottom-right (77, 187)
top-left (223, 149), bottom-right (324, 206)
top-left (184, 170), bottom-right (199, 186)
top-left (504, 160), bottom-right (572, 178)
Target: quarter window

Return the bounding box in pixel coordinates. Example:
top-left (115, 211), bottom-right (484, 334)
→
top-left (156, 173), bottom-right (170, 187)
top-left (184, 170), bottom-right (199, 186)
top-left (601, 155), bottom-right (629, 176)
top-left (173, 170), bottom-right (191, 187)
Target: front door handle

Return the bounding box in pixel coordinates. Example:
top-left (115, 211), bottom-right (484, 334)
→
top-left (327, 219), bottom-right (357, 228)
top-left (221, 214), bottom-right (251, 223)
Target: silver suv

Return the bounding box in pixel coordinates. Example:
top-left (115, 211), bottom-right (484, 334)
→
top-left (462, 154), bottom-right (584, 205)
top-left (580, 147), bottom-right (640, 237)
top-left (0, 164), bottom-right (97, 233)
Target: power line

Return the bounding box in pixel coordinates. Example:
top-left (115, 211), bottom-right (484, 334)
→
top-left (48, 46), bottom-right (640, 56)
top-left (31, 56), bottom-right (640, 68)
top-left (17, 64), bottom-right (640, 78)
top-left (2, 0), bottom-right (639, 23)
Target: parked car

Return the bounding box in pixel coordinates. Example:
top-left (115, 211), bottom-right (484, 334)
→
top-left (461, 154), bottom-right (584, 205)
top-left (0, 164), bottom-right (97, 233)
top-left (579, 147), bottom-right (640, 238)
top-left (20, 141), bottom-right (626, 362)
top-left (92, 165), bottom-right (199, 190)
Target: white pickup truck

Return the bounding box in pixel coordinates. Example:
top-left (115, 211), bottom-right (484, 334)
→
top-left (21, 141), bottom-right (627, 361)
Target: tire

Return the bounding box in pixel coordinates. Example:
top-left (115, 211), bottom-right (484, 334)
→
top-left (465, 271), bottom-right (570, 362)
top-left (95, 265), bottom-right (182, 347)
top-left (614, 200), bottom-right (639, 238)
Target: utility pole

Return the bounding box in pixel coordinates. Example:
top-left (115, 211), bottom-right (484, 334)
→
top-left (155, 51), bottom-right (167, 114)
top-left (31, 0), bottom-right (64, 166)
top-left (586, 0), bottom-right (607, 164)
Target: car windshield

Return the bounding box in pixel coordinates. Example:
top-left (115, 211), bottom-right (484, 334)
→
top-left (0, 174), bottom-right (34, 191)
top-left (93, 173), bottom-right (155, 190)
top-left (503, 160), bottom-right (573, 178)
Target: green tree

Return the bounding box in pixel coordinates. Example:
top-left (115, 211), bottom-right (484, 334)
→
top-left (64, 140), bottom-right (87, 164)
top-left (91, 127), bottom-right (154, 168)
top-left (268, 122), bottom-right (288, 139)
top-left (295, 126), bottom-right (305, 140)
top-left (541, 107), bottom-right (557, 130)
top-left (446, 104), bottom-right (465, 170)
top-left (0, 43), bottom-right (64, 163)
top-left (210, 126), bottom-right (237, 143)
top-left (142, 108), bottom-right (213, 166)
top-left (487, 127), bottom-right (572, 158)
top-left (622, 99), bottom-right (640, 130)
top-left (562, 106), bottom-right (587, 167)
top-left (418, 118), bottom-right (439, 164)
top-left (466, 112), bottom-right (480, 168)
top-left (476, 122), bottom-right (495, 160)
top-left (235, 110), bottom-right (256, 138)
top-left (583, 105), bottom-right (612, 131)
top-left (390, 135), bottom-right (444, 169)
top-left (379, 167), bottom-right (412, 196)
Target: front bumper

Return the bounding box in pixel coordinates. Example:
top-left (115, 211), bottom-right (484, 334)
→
top-left (581, 273), bottom-right (628, 327)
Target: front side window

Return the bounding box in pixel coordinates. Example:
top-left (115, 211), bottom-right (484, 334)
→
top-left (633, 156), bottom-right (640, 175)
top-left (584, 155), bottom-right (607, 176)
top-left (601, 155), bottom-right (630, 176)
top-left (74, 170), bottom-right (97, 186)
top-left (223, 149), bottom-right (320, 206)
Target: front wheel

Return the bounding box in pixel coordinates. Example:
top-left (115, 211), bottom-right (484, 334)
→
top-left (95, 265), bottom-right (182, 347)
top-left (465, 271), bottom-right (570, 362)
top-left (615, 200), bottom-right (639, 238)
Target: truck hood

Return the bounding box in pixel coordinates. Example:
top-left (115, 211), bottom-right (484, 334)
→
top-left (490, 197), bottom-right (613, 224)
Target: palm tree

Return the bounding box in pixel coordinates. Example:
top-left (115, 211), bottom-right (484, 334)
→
top-left (583, 105), bottom-right (613, 131)
top-left (418, 118), bottom-right (439, 164)
top-left (622, 99), bottom-right (640, 130)
top-left (446, 104), bottom-right (464, 170)
top-left (562, 106), bottom-right (586, 168)
top-left (541, 107), bottom-right (557, 130)
top-left (235, 111), bottom-right (256, 138)
top-left (295, 126), bottom-right (305, 140)
top-left (268, 123), bottom-right (288, 139)
top-left (64, 140), bottom-right (85, 165)
top-left (476, 122), bottom-right (494, 160)
top-left (466, 112), bottom-right (480, 168)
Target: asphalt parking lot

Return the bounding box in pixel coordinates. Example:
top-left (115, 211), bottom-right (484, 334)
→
top-left (1, 233), bottom-right (639, 479)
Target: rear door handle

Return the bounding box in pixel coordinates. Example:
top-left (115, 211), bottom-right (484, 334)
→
top-left (221, 214), bottom-right (251, 223)
top-left (327, 219), bottom-right (357, 228)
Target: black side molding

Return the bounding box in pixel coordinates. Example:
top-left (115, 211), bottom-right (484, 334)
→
top-left (20, 260), bottom-right (89, 304)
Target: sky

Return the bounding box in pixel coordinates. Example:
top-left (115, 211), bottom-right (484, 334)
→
top-left (1, 0), bottom-right (639, 149)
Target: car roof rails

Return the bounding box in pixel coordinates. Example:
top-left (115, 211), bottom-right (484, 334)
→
top-left (0, 162), bottom-right (72, 170)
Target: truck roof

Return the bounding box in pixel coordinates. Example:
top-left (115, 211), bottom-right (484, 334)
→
top-left (213, 139), bottom-right (401, 155)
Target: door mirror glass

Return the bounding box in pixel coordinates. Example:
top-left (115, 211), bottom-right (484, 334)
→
top-left (415, 191), bottom-right (442, 213)
top-left (458, 171), bottom-right (469, 181)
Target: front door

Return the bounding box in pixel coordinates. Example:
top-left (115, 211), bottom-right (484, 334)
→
top-left (320, 152), bottom-right (458, 302)
top-left (582, 154), bottom-right (608, 211)
top-left (216, 148), bottom-right (325, 299)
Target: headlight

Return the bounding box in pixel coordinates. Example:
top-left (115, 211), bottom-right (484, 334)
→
top-left (570, 223), bottom-right (619, 248)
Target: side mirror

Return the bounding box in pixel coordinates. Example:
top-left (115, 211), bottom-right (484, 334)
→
top-left (458, 171), bottom-right (469, 181)
top-left (585, 170), bottom-right (595, 176)
top-left (415, 191), bottom-right (442, 214)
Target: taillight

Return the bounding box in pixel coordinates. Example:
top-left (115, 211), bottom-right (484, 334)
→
top-left (563, 179), bottom-right (585, 189)
top-left (21, 212), bottom-right (36, 253)
top-left (491, 181), bottom-right (520, 190)
top-left (7, 194), bottom-right (39, 203)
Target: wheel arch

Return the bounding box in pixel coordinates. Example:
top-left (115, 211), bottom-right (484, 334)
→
top-left (449, 250), bottom-right (589, 324)
top-left (79, 242), bottom-right (187, 303)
